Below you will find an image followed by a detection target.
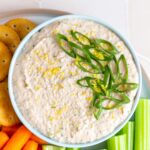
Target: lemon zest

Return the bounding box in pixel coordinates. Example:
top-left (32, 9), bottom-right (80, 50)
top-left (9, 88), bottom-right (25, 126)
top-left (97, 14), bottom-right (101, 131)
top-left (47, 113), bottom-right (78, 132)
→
top-left (81, 91), bottom-right (86, 96)
top-left (86, 96), bottom-right (92, 101)
top-left (54, 83), bottom-right (64, 90)
top-left (42, 67), bottom-right (61, 78)
top-left (35, 85), bottom-right (41, 91)
top-left (55, 105), bottom-right (68, 116)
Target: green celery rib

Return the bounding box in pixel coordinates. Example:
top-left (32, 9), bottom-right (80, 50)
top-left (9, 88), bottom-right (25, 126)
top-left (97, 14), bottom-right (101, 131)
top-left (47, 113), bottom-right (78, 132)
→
top-left (42, 145), bottom-right (66, 150)
top-left (107, 134), bottom-right (127, 150)
top-left (135, 99), bottom-right (150, 150)
top-left (66, 148), bottom-right (80, 150)
top-left (120, 121), bottom-right (134, 150)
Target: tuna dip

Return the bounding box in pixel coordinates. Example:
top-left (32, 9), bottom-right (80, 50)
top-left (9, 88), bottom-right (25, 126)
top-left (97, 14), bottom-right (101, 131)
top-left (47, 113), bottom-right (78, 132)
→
top-left (13, 18), bottom-right (139, 143)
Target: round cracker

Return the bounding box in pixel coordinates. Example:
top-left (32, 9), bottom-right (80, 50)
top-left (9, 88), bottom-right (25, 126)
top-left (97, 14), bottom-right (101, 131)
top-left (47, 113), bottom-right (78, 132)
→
top-left (0, 41), bottom-right (12, 81)
top-left (0, 25), bottom-right (20, 53)
top-left (6, 18), bottom-right (36, 40)
top-left (0, 81), bottom-right (20, 126)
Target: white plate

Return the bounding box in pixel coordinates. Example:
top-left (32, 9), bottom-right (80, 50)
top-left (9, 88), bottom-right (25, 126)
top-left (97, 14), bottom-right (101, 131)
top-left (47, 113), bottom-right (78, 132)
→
top-left (0, 9), bottom-right (150, 149)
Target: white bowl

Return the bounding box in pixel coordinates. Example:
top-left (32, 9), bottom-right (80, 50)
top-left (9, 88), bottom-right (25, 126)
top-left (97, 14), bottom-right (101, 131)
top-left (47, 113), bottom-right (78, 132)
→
top-left (8, 15), bottom-right (142, 148)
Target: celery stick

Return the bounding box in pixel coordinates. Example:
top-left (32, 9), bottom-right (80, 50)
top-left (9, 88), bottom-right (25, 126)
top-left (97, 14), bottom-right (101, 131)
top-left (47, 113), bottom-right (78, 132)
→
top-left (135, 99), bottom-right (150, 150)
top-left (66, 148), bottom-right (80, 150)
top-left (42, 145), bottom-right (66, 150)
top-left (107, 134), bottom-right (127, 150)
top-left (120, 121), bottom-right (134, 150)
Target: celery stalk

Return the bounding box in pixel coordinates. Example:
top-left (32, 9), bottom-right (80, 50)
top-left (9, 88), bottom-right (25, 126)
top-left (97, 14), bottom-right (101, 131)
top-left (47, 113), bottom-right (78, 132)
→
top-left (120, 121), bottom-right (134, 150)
top-left (135, 99), bottom-right (150, 150)
top-left (66, 148), bottom-right (80, 150)
top-left (107, 134), bottom-right (127, 150)
top-left (42, 145), bottom-right (66, 150)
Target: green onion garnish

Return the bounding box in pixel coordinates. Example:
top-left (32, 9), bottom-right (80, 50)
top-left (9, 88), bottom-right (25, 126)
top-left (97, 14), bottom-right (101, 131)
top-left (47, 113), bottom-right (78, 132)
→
top-left (56, 31), bottom-right (138, 120)
top-left (112, 82), bottom-right (138, 92)
top-left (118, 54), bottom-right (128, 82)
top-left (56, 33), bottom-right (76, 58)
top-left (70, 30), bottom-right (92, 46)
top-left (94, 38), bottom-right (118, 54)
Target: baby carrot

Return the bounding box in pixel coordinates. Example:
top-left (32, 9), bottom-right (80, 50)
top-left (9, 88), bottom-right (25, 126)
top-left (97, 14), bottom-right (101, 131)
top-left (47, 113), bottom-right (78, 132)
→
top-left (3, 125), bottom-right (32, 150)
top-left (23, 140), bottom-right (38, 150)
top-left (31, 134), bottom-right (48, 144)
top-left (2, 124), bottom-right (21, 136)
top-left (0, 131), bottom-right (9, 149)
top-left (37, 145), bottom-right (42, 150)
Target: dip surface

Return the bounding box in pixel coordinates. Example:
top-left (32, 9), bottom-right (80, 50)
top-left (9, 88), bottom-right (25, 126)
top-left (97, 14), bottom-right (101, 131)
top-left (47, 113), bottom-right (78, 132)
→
top-left (13, 19), bottom-right (138, 143)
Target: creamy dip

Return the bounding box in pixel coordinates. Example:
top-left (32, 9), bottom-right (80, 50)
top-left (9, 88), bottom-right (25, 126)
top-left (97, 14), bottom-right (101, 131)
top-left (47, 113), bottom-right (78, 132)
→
top-left (13, 19), bottom-right (138, 143)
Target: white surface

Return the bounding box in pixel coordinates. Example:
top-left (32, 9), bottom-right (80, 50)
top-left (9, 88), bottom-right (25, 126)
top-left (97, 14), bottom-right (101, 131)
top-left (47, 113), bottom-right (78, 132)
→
top-left (129, 0), bottom-right (150, 58)
top-left (0, 0), bottom-right (150, 76)
top-left (128, 0), bottom-right (150, 77)
top-left (0, 0), bottom-right (128, 36)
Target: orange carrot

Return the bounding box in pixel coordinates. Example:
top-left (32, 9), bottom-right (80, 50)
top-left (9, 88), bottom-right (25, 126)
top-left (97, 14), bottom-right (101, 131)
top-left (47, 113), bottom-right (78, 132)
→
top-left (2, 124), bottom-right (21, 136)
top-left (30, 134), bottom-right (48, 144)
top-left (37, 145), bottom-right (42, 150)
top-left (22, 140), bottom-right (38, 150)
top-left (0, 131), bottom-right (9, 149)
top-left (3, 125), bottom-right (32, 150)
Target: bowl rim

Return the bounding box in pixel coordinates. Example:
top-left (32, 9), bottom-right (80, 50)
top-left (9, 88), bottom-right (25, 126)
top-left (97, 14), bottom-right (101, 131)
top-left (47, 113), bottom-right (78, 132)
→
top-left (8, 14), bottom-right (142, 148)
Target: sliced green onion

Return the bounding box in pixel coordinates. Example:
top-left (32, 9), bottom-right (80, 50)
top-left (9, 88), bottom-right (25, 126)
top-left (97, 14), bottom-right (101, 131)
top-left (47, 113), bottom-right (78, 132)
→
top-left (120, 121), bottom-right (134, 150)
top-left (70, 30), bottom-right (91, 46)
top-left (56, 31), bottom-right (138, 119)
top-left (118, 54), bottom-right (128, 82)
top-left (87, 48), bottom-right (112, 61)
top-left (94, 107), bottom-right (103, 120)
top-left (94, 39), bottom-right (118, 54)
top-left (42, 145), bottom-right (66, 150)
top-left (77, 77), bottom-right (106, 95)
top-left (69, 41), bottom-right (91, 61)
top-left (88, 48), bottom-right (105, 60)
top-left (76, 59), bottom-right (103, 74)
top-left (108, 56), bottom-right (119, 81)
top-left (88, 79), bottom-right (105, 94)
top-left (105, 66), bottom-right (114, 90)
top-left (135, 99), bottom-right (150, 150)
top-left (88, 79), bottom-right (102, 93)
top-left (93, 94), bottom-right (103, 109)
top-left (107, 134), bottom-right (127, 150)
top-left (103, 66), bottom-right (111, 88)
top-left (112, 82), bottom-right (138, 92)
top-left (76, 76), bottom-right (91, 87)
top-left (101, 93), bottom-right (130, 110)
top-left (56, 33), bottom-right (76, 58)
top-left (92, 93), bottom-right (100, 106)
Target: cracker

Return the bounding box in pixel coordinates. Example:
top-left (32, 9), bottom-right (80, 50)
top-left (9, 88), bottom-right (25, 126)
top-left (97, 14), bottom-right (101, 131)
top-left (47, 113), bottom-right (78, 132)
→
top-left (0, 81), bottom-right (20, 126)
top-left (6, 18), bottom-right (36, 40)
top-left (0, 25), bottom-right (20, 53)
top-left (0, 41), bottom-right (12, 81)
